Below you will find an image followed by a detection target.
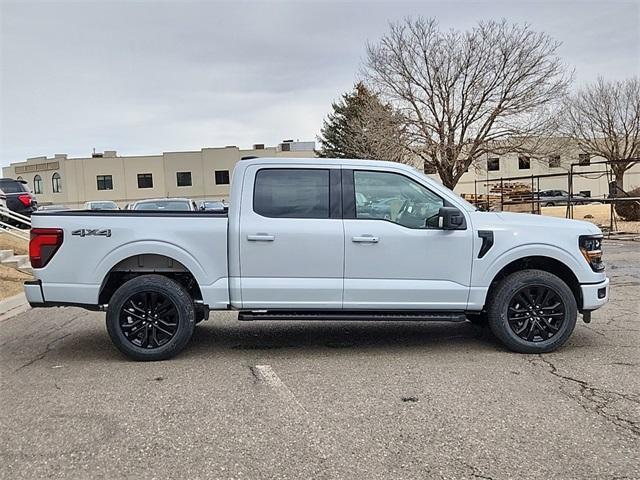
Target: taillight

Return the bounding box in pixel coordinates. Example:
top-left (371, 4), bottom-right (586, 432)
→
top-left (30, 228), bottom-right (64, 268)
top-left (18, 194), bottom-right (32, 206)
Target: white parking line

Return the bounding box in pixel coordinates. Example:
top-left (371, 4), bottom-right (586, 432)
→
top-left (252, 364), bottom-right (307, 414)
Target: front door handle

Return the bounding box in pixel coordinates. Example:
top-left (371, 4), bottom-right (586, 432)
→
top-left (247, 234), bottom-right (275, 242)
top-left (352, 235), bottom-right (379, 244)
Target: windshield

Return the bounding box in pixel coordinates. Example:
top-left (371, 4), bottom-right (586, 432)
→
top-left (134, 200), bottom-right (191, 211)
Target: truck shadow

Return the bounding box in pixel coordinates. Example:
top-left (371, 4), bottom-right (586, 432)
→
top-left (186, 320), bottom-right (502, 355)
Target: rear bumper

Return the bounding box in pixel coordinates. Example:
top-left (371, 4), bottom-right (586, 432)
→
top-left (581, 278), bottom-right (609, 311)
top-left (24, 280), bottom-right (45, 306)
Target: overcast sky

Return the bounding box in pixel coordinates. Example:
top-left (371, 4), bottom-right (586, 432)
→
top-left (1, 0), bottom-right (638, 167)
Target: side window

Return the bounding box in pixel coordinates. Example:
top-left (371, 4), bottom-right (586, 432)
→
top-left (254, 169), bottom-right (329, 219)
top-left (353, 170), bottom-right (444, 229)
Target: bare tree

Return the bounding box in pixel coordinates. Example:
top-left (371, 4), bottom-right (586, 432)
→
top-left (564, 77), bottom-right (640, 192)
top-left (363, 17), bottom-right (571, 189)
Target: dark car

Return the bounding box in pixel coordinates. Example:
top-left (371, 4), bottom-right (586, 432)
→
top-left (0, 178), bottom-right (37, 222)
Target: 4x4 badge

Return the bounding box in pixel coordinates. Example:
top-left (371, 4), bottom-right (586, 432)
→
top-left (72, 229), bottom-right (111, 238)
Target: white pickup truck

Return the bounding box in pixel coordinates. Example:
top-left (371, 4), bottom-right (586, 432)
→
top-left (25, 157), bottom-right (609, 360)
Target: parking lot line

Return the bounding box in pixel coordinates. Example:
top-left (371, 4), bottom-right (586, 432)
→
top-left (252, 364), bottom-right (308, 414)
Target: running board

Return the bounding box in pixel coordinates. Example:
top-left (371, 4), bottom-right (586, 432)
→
top-left (238, 310), bottom-right (467, 322)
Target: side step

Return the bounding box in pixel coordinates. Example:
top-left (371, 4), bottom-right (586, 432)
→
top-left (238, 310), bottom-right (467, 322)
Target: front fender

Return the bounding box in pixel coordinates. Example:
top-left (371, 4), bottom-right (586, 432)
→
top-left (476, 243), bottom-right (594, 287)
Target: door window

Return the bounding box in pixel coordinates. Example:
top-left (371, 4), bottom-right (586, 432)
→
top-left (353, 170), bottom-right (444, 228)
top-left (254, 168), bottom-right (330, 218)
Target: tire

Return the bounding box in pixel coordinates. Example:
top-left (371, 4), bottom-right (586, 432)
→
top-left (544, 202), bottom-right (555, 207)
top-left (467, 312), bottom-right (488, 326)
top-left (487, 269), bottom-right (577, 354)
top-left (106, 275), bottom-right (196, 361)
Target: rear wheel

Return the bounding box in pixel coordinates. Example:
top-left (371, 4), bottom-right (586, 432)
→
top-left (106, 275), bottom-right (195, 361)
top-left (487, 269), bottom-right (577, 353)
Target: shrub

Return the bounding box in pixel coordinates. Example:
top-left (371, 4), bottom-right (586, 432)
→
top-left (614, 186), bottom-right (640, 221)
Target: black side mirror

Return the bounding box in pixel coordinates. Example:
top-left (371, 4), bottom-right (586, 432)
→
top-left (438, 206), bottom-right (467, 230)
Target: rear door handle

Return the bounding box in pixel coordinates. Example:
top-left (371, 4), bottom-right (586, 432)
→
top-left (247, 234), bottom-right (275, 242)
top-left (352, 235), bottom-right (379, 244)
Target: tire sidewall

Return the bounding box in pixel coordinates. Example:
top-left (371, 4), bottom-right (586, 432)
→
top-left (106, 275), bottom-right (195, 361)
top-left (488, 270), bottom-right (577, 353)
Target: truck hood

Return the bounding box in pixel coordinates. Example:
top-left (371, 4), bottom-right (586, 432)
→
top-left (472, 211), bottom-right (602, 235)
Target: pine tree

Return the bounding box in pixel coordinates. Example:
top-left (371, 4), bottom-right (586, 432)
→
top-left (318, 83), bottom-right (408, 162)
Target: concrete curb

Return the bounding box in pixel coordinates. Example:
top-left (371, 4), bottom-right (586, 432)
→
top-left (0, 292), bottom-right (30, 322)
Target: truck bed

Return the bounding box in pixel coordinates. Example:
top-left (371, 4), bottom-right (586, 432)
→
top-left (29, 210), bottom-right (230, 309)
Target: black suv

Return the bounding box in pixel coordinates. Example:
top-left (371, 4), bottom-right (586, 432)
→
top-left (0, 178), bottom-right (38, 223)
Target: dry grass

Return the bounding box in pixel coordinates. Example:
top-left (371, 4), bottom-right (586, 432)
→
top-left (541, 204), bottom-right (640, 234)
top-left (0, 232), bottom-right (31, 300)
top-left (0, 232), bottom-right (29, 255)
top-left (0, 264), bottom-right (30, 299)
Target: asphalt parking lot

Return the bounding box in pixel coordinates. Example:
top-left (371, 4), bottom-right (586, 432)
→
top-left (1, 240), bottom-right (638, 480)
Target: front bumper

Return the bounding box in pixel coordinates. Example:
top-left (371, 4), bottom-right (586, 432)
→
top-left (581, 277), bottom-right (609, 311)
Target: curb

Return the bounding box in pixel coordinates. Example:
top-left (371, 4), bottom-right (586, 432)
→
top-left (0, 292), bottom-right (30, 322)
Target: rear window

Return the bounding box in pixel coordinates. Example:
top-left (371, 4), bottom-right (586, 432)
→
top-left (253, 169), bottom-right (329, 218)
top-left (0, 180), bottom-right (27, 193)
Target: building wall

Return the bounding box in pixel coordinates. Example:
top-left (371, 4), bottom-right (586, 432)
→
top-left (2, 142), bottom-right (317, 208)
top-left (3, 139), bottom-right (639, 208)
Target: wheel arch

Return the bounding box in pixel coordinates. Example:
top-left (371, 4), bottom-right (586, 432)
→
top-left (484, 256), bottom-right (582, 310)
top-left (98, 253), bottom-right (203, 306)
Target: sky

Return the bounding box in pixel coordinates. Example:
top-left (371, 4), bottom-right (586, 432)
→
top-left (1, 0), bottom-right (639, 167)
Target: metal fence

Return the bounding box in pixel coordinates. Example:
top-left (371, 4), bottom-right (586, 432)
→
top-left (0, 206), bottom-right (31, 241)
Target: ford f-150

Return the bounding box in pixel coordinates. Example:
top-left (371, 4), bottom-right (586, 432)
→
top-left (24, 157), bottom-right (609, 360)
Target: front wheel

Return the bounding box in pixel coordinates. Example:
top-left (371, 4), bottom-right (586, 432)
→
top-left (106, 275), bottom-right (196, 361)
top-left (487, 269), bottom-right (577, 353)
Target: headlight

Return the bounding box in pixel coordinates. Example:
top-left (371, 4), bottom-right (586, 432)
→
top-left (579, 235), bottom-right (604, 272)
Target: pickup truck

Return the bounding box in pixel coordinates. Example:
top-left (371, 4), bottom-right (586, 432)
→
top-left (24, 157), bottom-right (609, 361)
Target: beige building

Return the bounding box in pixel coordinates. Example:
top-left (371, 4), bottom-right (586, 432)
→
top-left (3, 138), bottom-right (638, 208)
top-left (2, 141), bottom-right (317, 208)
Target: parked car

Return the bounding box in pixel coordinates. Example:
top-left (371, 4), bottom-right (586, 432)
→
top-left (83, 201), bottom-right (119, 211)
top-left (536, 190), bottom-right (587, 207)
top-left (198, 200), bottom-right (228, 212)
top-left (130, 198), bottom-right (196, 211)
top-left (26, 157), bottom-right (608, 361)
top-left (0, 178), bottom-right (38, 222)
top-left (36, 205), bottom-right (71, 213)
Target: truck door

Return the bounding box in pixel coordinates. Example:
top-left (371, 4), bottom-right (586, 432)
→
top-left (342, 168), bottom-right (474, 310)
top-left (238, 165), bottom-right (344, 309)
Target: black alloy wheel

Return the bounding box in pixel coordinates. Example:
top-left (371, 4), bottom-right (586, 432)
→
top-left (487, 269), bottom-right (577, 354)
top-left (120, 292), bottom-right (179, 349)
top-left (106, 275), bottom-right (195, 361)
top-left (507, 285), bottom-right (566, 342)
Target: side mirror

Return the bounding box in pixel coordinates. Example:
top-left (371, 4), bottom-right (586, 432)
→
top-left (438, 206), bottom-right (467, 230)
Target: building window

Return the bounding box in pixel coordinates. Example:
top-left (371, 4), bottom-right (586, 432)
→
top-left (518, 156), bottom-right (531, 170)
top-left (33, 175), bottom-right (43, 194)
top-left (487, 158), bottom-right (500, 171)
top-left (548, 155), bottom-right (561, 168)
top-left (578, 154), bottom-right (591, 166)
top-left (176, 171), bottom-right (192, 187)
top-left (96, 175), bottom-right (113, 191)
top-left (52, 172), bottom-right (62, 193)
top-left (137, 173), bottom-right (153, 189)
top-left (215, 170), bottom-right (230, 185)
top-left (423, 164), bottom-right (437, 175)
